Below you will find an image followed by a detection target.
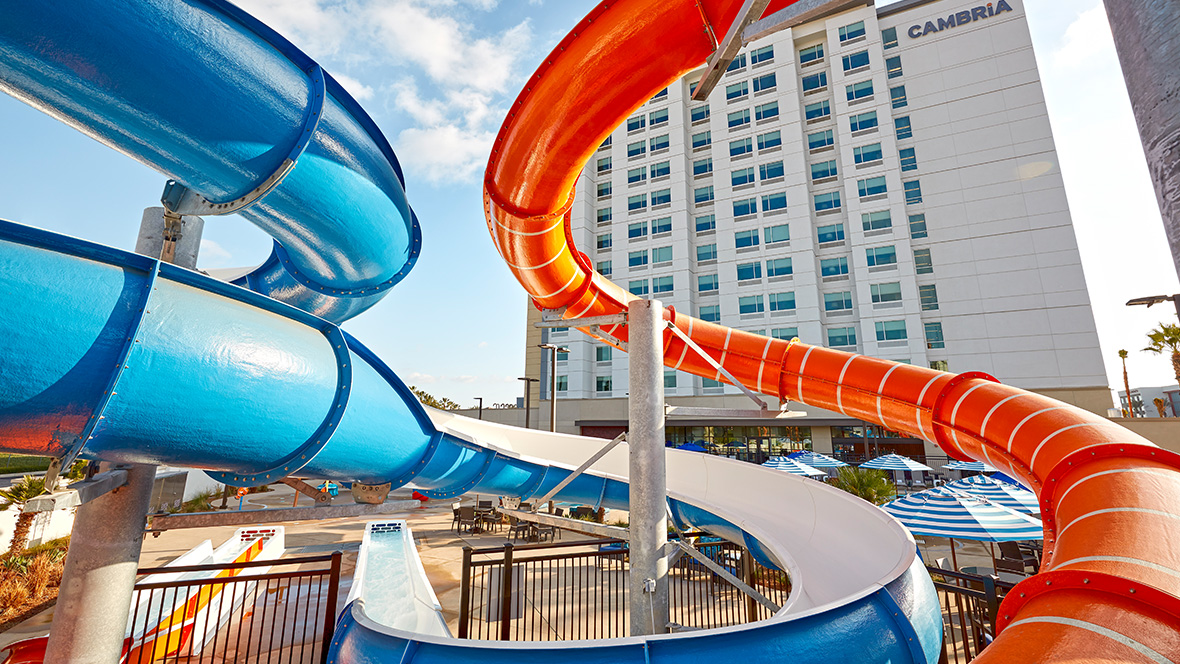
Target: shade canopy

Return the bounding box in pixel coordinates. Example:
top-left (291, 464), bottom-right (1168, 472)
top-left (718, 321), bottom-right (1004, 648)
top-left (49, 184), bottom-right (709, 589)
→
top-left (677, 443), bottom-right (708, 452)
top-left (882, 487), bottom-right (1043, 542)
top-left (946, 475), bottom-right (1040, 515)
top-left (761, 456), bottom-right (826, 476)
top-left (861, 454), bottom-right (933, 472)
top-left (787, 451), bottom-right (849, 468)
top-left (943, 460), bottom-right (999, 473)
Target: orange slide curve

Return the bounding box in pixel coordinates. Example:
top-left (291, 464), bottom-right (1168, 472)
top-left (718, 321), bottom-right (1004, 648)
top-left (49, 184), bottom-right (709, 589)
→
top-left (483, 0), bottom-right (1180, 661)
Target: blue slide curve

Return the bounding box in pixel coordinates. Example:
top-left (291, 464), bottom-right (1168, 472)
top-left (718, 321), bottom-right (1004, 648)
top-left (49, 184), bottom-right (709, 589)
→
top-left (0, 2), bottom-right (941, 662)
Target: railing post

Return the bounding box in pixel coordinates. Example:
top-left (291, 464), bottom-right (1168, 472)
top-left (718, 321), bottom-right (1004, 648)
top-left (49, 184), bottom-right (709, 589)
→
top-left (741, 546), bottom-right (758, 622)
top-left (320, 551), bottom-right (342, 664)
top-left (499, 543), bottom-right (514, 641)
top-left (459, 546), bottom-right (473, 639)
top-left (981, 574), bottom-right (999, 633)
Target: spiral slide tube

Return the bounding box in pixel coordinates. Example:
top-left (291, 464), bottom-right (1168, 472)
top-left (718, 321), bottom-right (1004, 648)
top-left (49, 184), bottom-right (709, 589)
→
top-left (484, 0), bottom-right (1180, 661)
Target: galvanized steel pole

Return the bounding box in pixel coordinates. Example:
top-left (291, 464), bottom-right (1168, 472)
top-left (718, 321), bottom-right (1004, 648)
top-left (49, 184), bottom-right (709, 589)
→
top-left (627, 299), bottom-right (669, 636)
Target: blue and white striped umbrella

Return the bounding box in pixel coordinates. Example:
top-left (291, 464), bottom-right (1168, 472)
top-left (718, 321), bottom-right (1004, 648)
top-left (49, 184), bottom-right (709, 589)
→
top-left (882, 487), bottom-right (1043, 542)
top-left (946, 475), bottom-right (1040, 515)
top-left (943, 460), bottom-right (999, 473)
top-left (860, 453), bottom-right (932, 472)
top-left (761, 456), bottom-right (826, 476)
top-left (787, 451), bottom-right (849, 468)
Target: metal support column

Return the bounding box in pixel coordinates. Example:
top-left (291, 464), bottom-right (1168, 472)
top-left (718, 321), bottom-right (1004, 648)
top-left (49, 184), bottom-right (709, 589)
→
top-left (628, 299), bottom-right (669, 636)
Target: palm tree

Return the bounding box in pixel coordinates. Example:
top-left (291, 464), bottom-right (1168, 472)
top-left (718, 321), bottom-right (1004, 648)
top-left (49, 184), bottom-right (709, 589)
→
top-left (1143, 323), bottom-right (1180, 386)
top-left (1119, 349), bottom-right (1135, 417)
top-left (0, 475), bottom-right (47, 558)
top-left (829, 466), bottom-right (896, 505)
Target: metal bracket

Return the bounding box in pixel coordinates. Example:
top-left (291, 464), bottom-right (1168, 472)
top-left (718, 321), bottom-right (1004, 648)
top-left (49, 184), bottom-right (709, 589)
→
top-left (665, 406), bottom-right (804, 419)
top-left (675, 541), bottom-right (781, 613)
top-left (500, 508), bottom-right (630, 540)
top-left (535, 310), bottom-right (628, 329)
top-left (742, 0), bottom-right (856, 44)
top-left (531, 433), bottom-right (626, 510)
top-left (665, 322), bottom-right (768, 410)
top-left (23, 469), bottom-right (129, 514)
top-left (692, 0), bottom-right (773, 101)
top-left (279, 477), bottom-right (332, 505)
top-left (146, 499), bottom-right (422, 532)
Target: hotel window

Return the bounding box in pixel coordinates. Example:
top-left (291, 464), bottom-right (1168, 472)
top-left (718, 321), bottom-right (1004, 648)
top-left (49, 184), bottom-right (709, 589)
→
top-left (628, 166), bottom-right (646, 184)
top-left (597, 182), bottom-right (613, 200)
top-left (597, 156), bottom-right (611, 173)
top-left (696, 214), bottom-right (716, 233)
top-left (876, 320), bottom-right (907, 341)
top-left (853, 143), bottom-right (883, 164)
top-left (890, 85), bottom-right (908, 108)
top-left (882, 27), bottom-right (899, 49)
top-left (866, 245), bottom-right (897, 266)
top-left (735, 229), bottom-right (760, 248)
top-left (628, 193), bottom-right (647, 211)
top-left (693, 157), bottom-right (714, 176)
top-left (727, 53), bottom-right (748, 72)
top-left (628, 221), bottom-right (647, 239)
top-left (930, 359), bottom-right (949, 371)
top-left (825, 291), bottom-right (853, 311)
top-left (894, 116), bottom-right (913, 139)
top-left (652, 188), bottom-right (672, 206)
top-left (925, 322), bottom-right (945, 349)
top-left (919, 284), bottom-right (939, 311)
top-left (664, 371), bottom-right (677, 389)
top-left (691, 105), bottom-right (710, 123)
top-left (650, 161), bottom-right (670, 179)
top-left (697, 243), bottom-right (718, 261)
top-left (739, 295), bottom-right (765, 314)
top-left (628, 250), bottom-right (648, 267)
top-left (596, 346), bottom-right (613, 362)
top-left (914, 248), bottom-right (933, 274)
top-left (703, 376), bottom-right (725, 388)
top-left (728, 109), bottom-right (751, 129)
top-left (629, 279), bottom-right (648, 295)
top-left (628, 140), bottom-right (646, 158)
top-left (653, 275), bottom-right (674, 294)
top-left (808, 129), bottom-right (834, 150)
top-left (692, 131), bottom-right (712, 149)
top-left (597, 208), bottom-right (612, 224)
top-left (820, 256), bottom-right (848, 276)
top-left (804, 100), bottom-right (831, 121)
top-left (760, 161), bottom-right (785, 180)
top-left (694, 185), bottom-right (716, 204)
top-left (700, 304), bottom-right (721, 322)
top-left (627, 115), bottom-right (646, 132)
top-left (802, 72), bottom-right (827, 92)
top-left (649, 108), bottom-right (669, 126)
top-left (726, 81), bottom-right (749, 100)
top-left (886, 55), bottom-right (903, 79)
top-left (828, 326), bottom-right (857, 347)
top-left (858, 176), bottom-right (887, 197)
top-left (731, 137), bottom-right (753, 157)
top-left (737, 261), bottom-right (762, 281)
top-left (871, 281), bottom-right (902, 303)
top-left (755, 101), bottom-right (779, 121)
top-left (817, 223), bottom-right (845, 243)
top-left (846, 80), bottom-right (874, 102)
top-left (862, 210), bottom-right (892, 231)
top-left (751, 45), bottom-right (775, 64)
top-left (842, 50), bottom-right (870, 72)
top-left (556, 375), bottom-right (568, 392)
top-left (764, 224), bottom-right (790, 245)
top-left (757, 131), bottom-right (782, 150)
top-left (799, 44), bottom-right (825, 65)
top-left (652, 216), bottom-right (672, 235)
top-left (732, 168), bottom-right (756, 187)
top-left (651, 246), bottom-right (672, 264)
top-left (908, 213), bottom-right (928, 239)
top-left (753, 72), bottom-right (777, 93)
top-left (652, 87), bottom-right (669, 100)
top-left (597, 233), bottom-right (612, 249)
top-left (596, 376), bottom-right (612, 392)
top-left (814, 192), bottom-right (842, 212)
top-left (839, 20), bottom-right (866, 43)
top-left (762, 192), bottom-right (787, 212)
top-left (597, 260), bottom-right (612, 276)
top-left (763, 291), bottom-right (791, 312)
top-left (698, 273), bottom-right (719, 292)
top-left (904, 179), bottom-right (923, 204)
top-left (600, 136), bottom-right (612, 149)
top-left (899, 147), bottom-right (918, 171)
top-left (734, 195), bottom-right (756, 216)
top-left (850, 111), bottom-right (878, 132)
top-left (650, 135), bottom-right (670, 152)
top-left (772, 327), bottom-right (799, 340)
top-left (767, 257), bottom-right (793, 276)
top-left (811, 160), bottom-right (838, 181)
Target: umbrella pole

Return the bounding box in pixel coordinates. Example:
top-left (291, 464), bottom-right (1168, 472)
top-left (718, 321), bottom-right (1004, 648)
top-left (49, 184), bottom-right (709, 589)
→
top-left (950, 538), bottom-right (958, 572)
top-left (989, 542), bottom-right (996, 569)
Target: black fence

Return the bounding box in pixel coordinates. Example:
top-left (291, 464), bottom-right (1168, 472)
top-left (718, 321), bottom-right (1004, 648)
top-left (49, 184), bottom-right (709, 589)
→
top-left (926, 567), bottom-right (1016, 663)
top-left (125, 552), bottom-right (342, 664)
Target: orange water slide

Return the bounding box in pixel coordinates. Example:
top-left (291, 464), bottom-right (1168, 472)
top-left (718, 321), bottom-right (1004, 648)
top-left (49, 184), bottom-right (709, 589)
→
top-left (484, 0), bottom-right (1180, 660)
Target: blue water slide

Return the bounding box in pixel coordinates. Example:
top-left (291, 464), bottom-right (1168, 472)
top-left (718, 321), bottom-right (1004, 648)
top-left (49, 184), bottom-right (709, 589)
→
top-left (0, 2), bottom-right (941, 661)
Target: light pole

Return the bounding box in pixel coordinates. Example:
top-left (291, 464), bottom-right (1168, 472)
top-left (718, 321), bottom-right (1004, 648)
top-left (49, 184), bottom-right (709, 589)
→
top-left (538, 343), bottom-right (570, 432)
top-left (517, 377), bottom-right (539, 429)
top-left (475, 397), bottom-right (483, 420)
top-left (1127, 294), bottom-right (1180, 320)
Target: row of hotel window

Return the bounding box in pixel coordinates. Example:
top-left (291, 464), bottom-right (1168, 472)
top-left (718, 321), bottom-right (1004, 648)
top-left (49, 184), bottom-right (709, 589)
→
top-left (799, 50), bottom-right (904, 89)
top-left (798, 21), bottom-right (901, 66)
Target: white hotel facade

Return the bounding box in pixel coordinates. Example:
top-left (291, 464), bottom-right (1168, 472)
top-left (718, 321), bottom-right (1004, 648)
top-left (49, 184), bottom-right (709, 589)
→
top-left (523, 0), bottom-right (1113, 455)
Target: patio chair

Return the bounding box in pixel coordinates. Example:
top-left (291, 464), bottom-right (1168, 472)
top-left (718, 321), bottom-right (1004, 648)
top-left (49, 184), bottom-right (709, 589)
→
top-left (451, 503), bottom-right (462, 532)
top-left (509, 516), bottom-right (533, 542)
top-left (458, 506), bottom-right (478, 534)
top-left (535, 523), bottom-right (557, 542)
top-left (995, 557), bottom-right (1027, 576)
top-left (998, 541), bottom-right (1037, 570)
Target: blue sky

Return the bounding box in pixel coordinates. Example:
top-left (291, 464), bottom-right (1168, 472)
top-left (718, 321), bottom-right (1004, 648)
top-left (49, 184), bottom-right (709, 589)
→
top-left (0, 0), bottom-right (1176, 407)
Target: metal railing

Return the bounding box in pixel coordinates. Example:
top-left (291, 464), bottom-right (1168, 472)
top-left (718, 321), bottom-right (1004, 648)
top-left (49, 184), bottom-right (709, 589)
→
top-left (125, 552), bottom-right (342, 664)
top-left (458, 536), bottom-right (790, 641)
top-left (926, 566), bottom-right (1016, 663)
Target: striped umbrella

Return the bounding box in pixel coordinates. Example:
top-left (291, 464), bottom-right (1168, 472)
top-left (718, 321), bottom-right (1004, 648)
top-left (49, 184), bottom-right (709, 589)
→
top-left (860, 453), bottom-right (932, 472)
top-left (787, 451), bottom-right (849, 468)
top-left (943, 460), bottom-right (999, 473)
top-left (946, 475), bottom-right (1040, 515)
top-left (761, 456), bottom-right (825, 476)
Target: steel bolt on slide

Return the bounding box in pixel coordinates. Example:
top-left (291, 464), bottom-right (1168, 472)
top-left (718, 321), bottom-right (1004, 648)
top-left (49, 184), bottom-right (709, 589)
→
top-left (0, 1), bottom-right (1176, 664)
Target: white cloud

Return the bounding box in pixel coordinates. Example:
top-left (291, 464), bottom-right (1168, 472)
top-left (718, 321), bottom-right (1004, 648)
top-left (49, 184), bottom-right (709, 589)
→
top-left (1051, 4), bottom-right (1111, 70)
top-left (407, 371), bottom-right (439, 383)
top-left (198, 239), bottom-right (232, 269)
top-left (395, 124), bottom-right (496, 182)
top-left (457, 375), bottom-right (478, 383)
top-left (478, 341), bottom-right (489, 348)
top-left (333, 73), bottom-right (375, 101)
